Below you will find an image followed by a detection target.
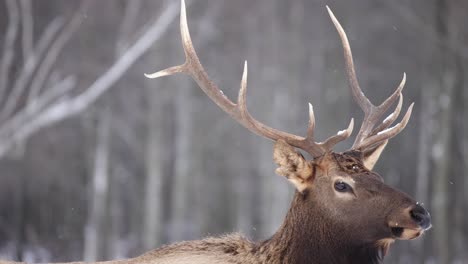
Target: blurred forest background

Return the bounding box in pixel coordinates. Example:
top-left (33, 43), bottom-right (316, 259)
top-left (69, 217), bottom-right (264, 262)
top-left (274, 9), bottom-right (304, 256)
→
top-left (0, 0), bottom-right (466, 263)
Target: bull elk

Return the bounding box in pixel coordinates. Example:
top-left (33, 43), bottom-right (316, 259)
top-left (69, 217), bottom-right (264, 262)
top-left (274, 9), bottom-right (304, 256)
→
top-left (3, 1), bottom-right (431, 264)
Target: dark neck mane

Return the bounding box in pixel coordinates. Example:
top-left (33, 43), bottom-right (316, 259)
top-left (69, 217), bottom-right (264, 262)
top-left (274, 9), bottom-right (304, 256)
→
top-left (255, 192), bottom-right (388, 264)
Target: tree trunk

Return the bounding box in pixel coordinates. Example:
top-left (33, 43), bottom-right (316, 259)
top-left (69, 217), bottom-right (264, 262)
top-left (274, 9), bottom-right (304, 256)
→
top-left (83, 107), bottom-right (111, 261)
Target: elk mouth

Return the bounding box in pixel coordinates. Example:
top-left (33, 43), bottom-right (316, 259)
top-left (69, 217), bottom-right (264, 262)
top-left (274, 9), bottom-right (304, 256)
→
top-left (390, 227), bottom-right (404, 237)
top-left (390, 226), bottom-right (423, 240)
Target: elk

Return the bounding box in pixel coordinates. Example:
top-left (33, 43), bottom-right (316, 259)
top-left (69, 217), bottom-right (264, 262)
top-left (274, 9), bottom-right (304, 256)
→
top-left (2, 1), bottom-right (430, 264)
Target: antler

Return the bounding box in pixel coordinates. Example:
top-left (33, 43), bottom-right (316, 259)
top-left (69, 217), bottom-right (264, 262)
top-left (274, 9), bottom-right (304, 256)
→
top-left (145, 0), bottom-right (353, 158)
top-left (326, 6), bottom-right (413, 152)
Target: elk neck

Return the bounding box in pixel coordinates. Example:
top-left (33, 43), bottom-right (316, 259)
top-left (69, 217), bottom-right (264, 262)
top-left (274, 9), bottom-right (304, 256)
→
top-left (254, 191), bottom-right (387, 264)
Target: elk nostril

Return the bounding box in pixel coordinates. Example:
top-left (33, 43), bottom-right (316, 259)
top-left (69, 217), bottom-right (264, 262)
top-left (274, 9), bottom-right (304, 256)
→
top-left (410, 209), bottom-right (423, 222)
top-left (410, 204), bottom-right (431, 230)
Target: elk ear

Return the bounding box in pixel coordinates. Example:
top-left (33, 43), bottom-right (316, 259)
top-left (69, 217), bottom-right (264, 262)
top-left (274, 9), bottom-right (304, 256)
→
top-left (362, 140), bottom-right (388, 170)
top-left (273, 140), bottom-right (314, 192)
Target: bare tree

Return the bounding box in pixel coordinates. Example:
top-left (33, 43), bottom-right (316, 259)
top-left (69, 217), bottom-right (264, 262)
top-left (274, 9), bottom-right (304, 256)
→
top-left (0, 0), bottom-right (180, 160)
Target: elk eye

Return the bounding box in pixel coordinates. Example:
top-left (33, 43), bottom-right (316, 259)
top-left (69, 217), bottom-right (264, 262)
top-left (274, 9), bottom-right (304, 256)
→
top-left (334, 181), bottom-right (351, 192)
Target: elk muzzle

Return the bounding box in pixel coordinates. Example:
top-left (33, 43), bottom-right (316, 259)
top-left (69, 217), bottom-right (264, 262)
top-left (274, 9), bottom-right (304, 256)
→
top-left (388, 204), bottom-right (431, 240)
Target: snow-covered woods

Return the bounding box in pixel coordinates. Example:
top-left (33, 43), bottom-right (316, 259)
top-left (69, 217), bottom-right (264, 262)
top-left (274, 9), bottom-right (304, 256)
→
top-left (0, 0), bottom-right (467, 263)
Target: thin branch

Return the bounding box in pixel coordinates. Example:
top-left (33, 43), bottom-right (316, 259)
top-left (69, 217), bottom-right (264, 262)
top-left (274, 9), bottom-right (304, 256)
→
top-left (0, 75), bottom-right (76, 140)
top-left (27, 75), bottom-right (77, 114)
top-left (116, 0), bottom-right (142, 56)
top-left (20, 0), bottom-right (34, 59)
top-left (0, 0), bottom-right (20, 102)
top-left (26, 3), bottom-right (85, 106)
top-left (46, 70), bottom-right (62, 88)
top-left (0, 17), bottom-right (64, 120)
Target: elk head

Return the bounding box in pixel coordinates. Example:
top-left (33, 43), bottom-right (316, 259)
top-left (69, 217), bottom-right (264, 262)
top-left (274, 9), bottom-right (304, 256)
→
top-left (145, 0), bottom-right (431, 261)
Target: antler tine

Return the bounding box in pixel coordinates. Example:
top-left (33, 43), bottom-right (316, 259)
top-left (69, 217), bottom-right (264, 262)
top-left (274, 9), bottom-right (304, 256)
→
top-left (377, 73), bottom-right (406, 115)
top-left (145, 0), bottom-right (238, 117)
top-left (306, 103), bottom-right (316, 140)
top-left (370, 92), bottom-right (403, 136)
top-left (320, 118), bottom-right (354, 151)
top-left (326, 6), bottom-right (371, 113)
top-left (327, 6), bottom-right (412, 151)
top-left (236, 62), bottom-right (323, 155)
top-left (358, 103), bottom-right (413, 150)
top-left (302, 103), bottom-right (354, 155)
